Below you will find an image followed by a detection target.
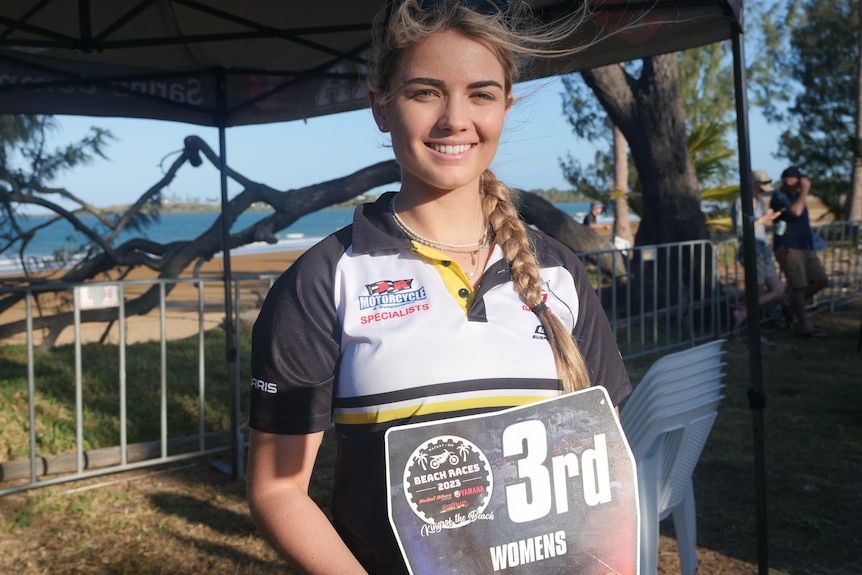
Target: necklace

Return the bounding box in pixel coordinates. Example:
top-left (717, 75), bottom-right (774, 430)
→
top-left (390, 195), bottom-right (493, 275)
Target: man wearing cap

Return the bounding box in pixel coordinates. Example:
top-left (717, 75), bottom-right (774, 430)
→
top-left (731, 170), bottom-right (786, 344)
top-left (582, 200), bottom-right (611, 230)
top-left (769, 166), bottom-right (829, 337)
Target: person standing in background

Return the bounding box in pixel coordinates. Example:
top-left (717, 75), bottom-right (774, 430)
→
top-left (731, 170), bottom-right (786, 345)
top-left (769, 166), bottom-right (828, 338)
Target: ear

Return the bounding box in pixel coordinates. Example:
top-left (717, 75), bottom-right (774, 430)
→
top-left (504, 93), bottom-right (515, 113)
top-left (368, 90), bottom-right (389, 133)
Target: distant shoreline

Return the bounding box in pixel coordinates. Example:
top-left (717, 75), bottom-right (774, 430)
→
top-left (98, 190), bottom-right (595, 216)
top-left (100, 200), bottom-right (363, 215)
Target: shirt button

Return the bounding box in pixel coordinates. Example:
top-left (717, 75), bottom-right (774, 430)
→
top-left (458, 288), bottom-right (470, 299)
top-left (442, 260), bottom-right (451, 267)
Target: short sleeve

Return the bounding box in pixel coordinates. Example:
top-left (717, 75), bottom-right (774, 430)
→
top-left (249, 232), bottom-right (348, 434)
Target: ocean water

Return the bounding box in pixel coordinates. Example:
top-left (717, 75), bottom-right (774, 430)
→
top-left (1, 201), bottom-right (609, 274)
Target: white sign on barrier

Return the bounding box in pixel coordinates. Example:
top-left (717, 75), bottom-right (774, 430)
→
top-left (76, 284), bottom-right (120, 310)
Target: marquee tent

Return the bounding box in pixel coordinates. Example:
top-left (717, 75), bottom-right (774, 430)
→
top-left (0, 1), bottom-right (742, 126)
top-left (0, 2), bottom-right (770, 572)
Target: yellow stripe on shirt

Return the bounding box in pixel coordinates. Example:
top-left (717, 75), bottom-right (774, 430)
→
top-left (333, 392), bottom-right (559, 426)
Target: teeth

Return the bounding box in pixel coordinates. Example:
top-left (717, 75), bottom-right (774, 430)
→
top-left (432, 144), bottom-right (471, 154)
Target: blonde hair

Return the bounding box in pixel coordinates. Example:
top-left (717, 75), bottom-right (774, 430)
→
top-left (369, 0), bottom-right (592, 103)
top-left (370, 0), bottom-right (592, 393)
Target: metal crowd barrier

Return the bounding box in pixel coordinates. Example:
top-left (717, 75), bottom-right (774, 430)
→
top-left (1, 221), bottom-right (860, 495)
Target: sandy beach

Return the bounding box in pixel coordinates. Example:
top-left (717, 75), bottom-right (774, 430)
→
top-left (0, 249), bottom-right (305, 347)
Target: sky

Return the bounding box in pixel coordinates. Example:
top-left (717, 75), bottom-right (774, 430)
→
top-left (45, 76), bottom-right (786, 210)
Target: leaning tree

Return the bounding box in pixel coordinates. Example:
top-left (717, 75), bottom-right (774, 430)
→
top-left (0, 131), bottom-right (401, 347)
top-left (1, 118), bottom-right (620, 348)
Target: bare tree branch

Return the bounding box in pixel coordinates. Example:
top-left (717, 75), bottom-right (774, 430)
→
top-left (0, 136), bottom-right (402, 345)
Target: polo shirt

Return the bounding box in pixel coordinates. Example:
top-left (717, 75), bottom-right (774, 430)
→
top-left (250, 191), bottom-right (632, 574)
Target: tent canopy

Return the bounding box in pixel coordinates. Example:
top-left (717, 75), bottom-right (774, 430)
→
top-left (0, 0), bottom-right (742, 127)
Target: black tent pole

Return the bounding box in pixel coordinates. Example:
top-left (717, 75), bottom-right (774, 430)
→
top-left (214, 70), bottom-right (242, 481)
top-left (731, 28), bottom-right (769, 574)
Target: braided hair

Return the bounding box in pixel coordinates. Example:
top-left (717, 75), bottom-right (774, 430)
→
top-left (481, 171), bottom-right (590, 393)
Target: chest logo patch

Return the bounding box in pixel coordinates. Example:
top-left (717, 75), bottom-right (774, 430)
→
top-left (359, 278), bottom-right (427, 311)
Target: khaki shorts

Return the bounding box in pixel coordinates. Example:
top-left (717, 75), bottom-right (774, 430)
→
top-left (774, 246), bottom-right (827, 289)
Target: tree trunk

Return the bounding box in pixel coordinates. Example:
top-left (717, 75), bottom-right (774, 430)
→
top-left (582, 53), bottom-right (708, 245)
top-left (612, 125), bottom-right (633, 245)
top-left (581, 54), bottom-right (711, 309)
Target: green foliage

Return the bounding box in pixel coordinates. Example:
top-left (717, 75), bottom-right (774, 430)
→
top-left (560, 118), bottom-right (739, 221)
top-left (0, 115), bottom-right (112, 196)
top-left (679, 45), bottom-right (738, 186)
top-left (0, 115), bottom-right (174, 268)
top-left (679, 42), bottom-right (733, 125)
top-left (775, 0), bottom-right (859, 217)
top-left (559, 46), bottom-right (745, 206)
top-left (559, 74), bottom-right (611, 143)
top-left (557, 6), bottom-right (792, 214)
top-left (689, 121), bottom-right (740, 203)
top-left (745, 0), bottom-right (804, 117)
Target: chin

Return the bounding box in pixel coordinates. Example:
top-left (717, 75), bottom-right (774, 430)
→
top-left (424, 171), bottom-right (486, 192)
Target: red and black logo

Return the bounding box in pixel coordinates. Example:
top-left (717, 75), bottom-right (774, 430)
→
top-left (366, 279), bottom-right (414, 295)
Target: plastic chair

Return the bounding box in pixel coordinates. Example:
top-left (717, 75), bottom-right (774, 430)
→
top-left (623, 358), bottom-right (724, 414)
top-left (623, 378), bottom-right (724, 442)
top-left (620, 341), bottom-right (725, 412)
top-left (635, 340), bottom-right (725, 380)
top-left (625, 397), bottom-right (722, 575)
top-left (621, 368), bottom-right (724, 429)
top-left (621, 341), bottom-right (726, 575)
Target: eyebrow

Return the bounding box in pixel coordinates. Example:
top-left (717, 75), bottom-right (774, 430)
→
top-left (400, 77), bottom-right (504, 90)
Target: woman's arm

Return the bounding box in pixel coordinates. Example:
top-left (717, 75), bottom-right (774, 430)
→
top-left (247, 429), bottom-right (368, 575)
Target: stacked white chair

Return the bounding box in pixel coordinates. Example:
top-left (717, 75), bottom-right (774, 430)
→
top-left (621, 340), bottom-right (726, 575)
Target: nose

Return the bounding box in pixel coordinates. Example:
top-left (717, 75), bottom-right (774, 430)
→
top-left (436, 95), bottom-right (470, 132)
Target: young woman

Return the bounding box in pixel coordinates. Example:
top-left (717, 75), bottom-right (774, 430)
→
top-left (247, 2), bottom-right (632, 573)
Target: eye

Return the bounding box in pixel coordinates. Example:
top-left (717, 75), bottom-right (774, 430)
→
top-left (472, 91), bottom-right (496, 101)
top-left (408, 88), bottom-right (440, 100)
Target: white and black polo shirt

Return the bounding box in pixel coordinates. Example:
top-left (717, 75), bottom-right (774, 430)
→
top-left (249, 192), bottom-right (631, 573)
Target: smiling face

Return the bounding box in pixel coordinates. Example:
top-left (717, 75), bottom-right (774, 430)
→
top-left (370, 29), bottom-right (513, 199)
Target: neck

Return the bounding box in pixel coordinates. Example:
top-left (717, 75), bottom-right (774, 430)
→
top-left (393, 187), bottom-right (486, 246)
